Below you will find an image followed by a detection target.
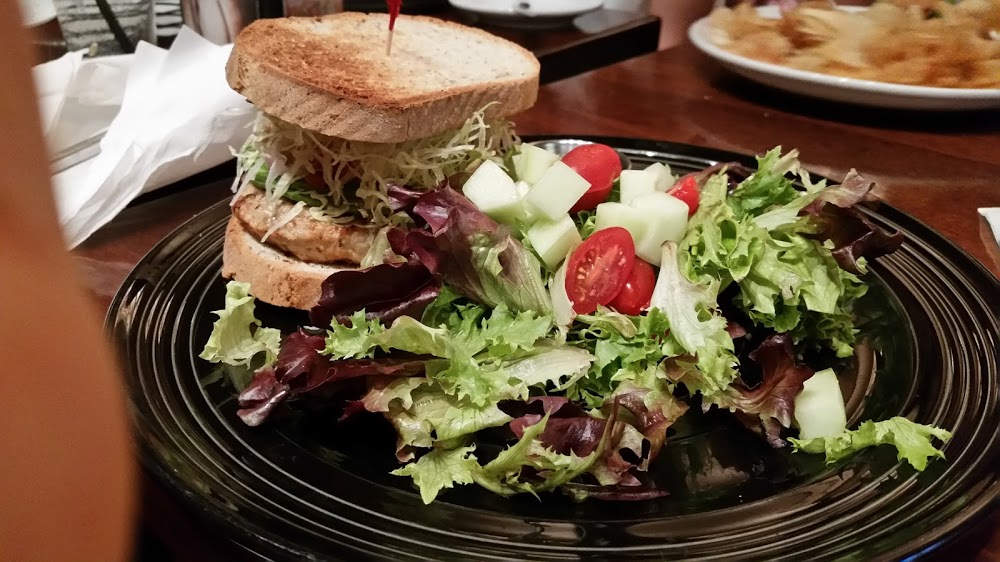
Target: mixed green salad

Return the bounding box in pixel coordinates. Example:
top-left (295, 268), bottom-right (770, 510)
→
top-left (201, 141), bottom-right (951, 503)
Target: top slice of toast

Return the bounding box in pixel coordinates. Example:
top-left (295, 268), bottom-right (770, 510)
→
top-left (226, 13), bottom-right (540, 144)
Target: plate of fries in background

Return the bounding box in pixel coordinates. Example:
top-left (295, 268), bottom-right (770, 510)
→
top-left (689, 0), bottom-right (1000, 110)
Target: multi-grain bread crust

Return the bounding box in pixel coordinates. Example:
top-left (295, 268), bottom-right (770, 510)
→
top-left (226, 13), bottom-right (540, 143)
top-left (232, 187), bottom-right (377, 265)
top-left (222, 217), bottom-right (356, 310)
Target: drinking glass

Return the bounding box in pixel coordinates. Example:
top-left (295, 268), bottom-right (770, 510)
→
top-left (55, 0), bottom-right (157, 54)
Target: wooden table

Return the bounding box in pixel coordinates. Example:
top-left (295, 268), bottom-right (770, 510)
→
top-left (75, 43), bottom-right (1000, 562)
top-left (443, 10), bottom-right (662, 84)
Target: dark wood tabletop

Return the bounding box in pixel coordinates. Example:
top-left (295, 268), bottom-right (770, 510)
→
top-left (74, 43), bottom-right (1000, 562)
top-left (441, 9), bottom-right (661, 83)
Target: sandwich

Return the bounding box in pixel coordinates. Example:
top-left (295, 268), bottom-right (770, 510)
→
top-left (222, 12), bottom-right (540, 309)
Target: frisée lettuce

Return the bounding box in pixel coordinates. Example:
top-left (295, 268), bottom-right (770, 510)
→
top-left (200, 281), bottom-right (281, 369)
top-left (320, 301), bottom-right (558, 406)
top-left (681, 148), bottom-right (873, 357)
top-left (789, 417), bottom-right (953, 471)
top-left (392, 416), bottom-right (600, 503)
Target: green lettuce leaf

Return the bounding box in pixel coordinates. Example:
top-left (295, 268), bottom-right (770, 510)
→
top-left (680, 152), bottom-right (869, 358)
top-left (365, 377), bottom-right (512, 459)
top-left (681, 172), bottom-right (758, 284)
top-left (565, 307), bottom-right (673, 408)
top-left (360, 377), bottom-right (429, 413)
top-left (472, 416), bottom-right (598, 498)
top-left (363, 344), bottom-right (593, 454)
top-left (321, 310), bottom-right (385, 359)
top-left (789, 417), bottom-right (952, 471)
top-left (390, 445), bottom-right (479, 504)
top-left (480, 304), bottom-right (553, 359)
top-left (500, 345), bottom-right (594, 395)
top-left (199, 281), bottom-right (281, 368)
top-left (576, 308), bottom-right (638, 337)
top-left (368, 316), bottom-right (495, 402)
top-left (736, 235), bottom-right (866, 357)
top-left (573, 210), bottom-right (598, 239)
top-left (420, 285), bottom-right (465, 329)
top-left (373, 316), bottom-right (456, 357)
top-left (727, 147), bottom-right (806, 219)
top-left (359, 300), bottom-right (554, 405)
top-left (321, 289), bottom-right (551, 405)
top-left (391, 416), bottom-right (602, 503)
top-left (649, 242), bottom-right (739, 396)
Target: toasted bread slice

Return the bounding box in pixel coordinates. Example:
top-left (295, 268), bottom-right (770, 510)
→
top-left (222, 217), bottom-right (356, 310)
top-left (226, 13), bottom-right (540, 144)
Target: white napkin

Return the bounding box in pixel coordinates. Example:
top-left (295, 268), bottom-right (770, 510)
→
top-left (979, 208), bottom-right (1000, 247)
top-left (51, 27), bottom-right (256, 248)
top-left (36, 51), bottom-right (130, 167)
top-left (34, 49), bottom-right (88, 142)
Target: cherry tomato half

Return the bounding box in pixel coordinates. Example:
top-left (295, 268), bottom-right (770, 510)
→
top-left (565, 227), bottom-right (636, 314)
top-left (562, 143), bottom-right (624, 213)
top-left (609, 259), bottom-right (656, 316)
top-left (668, 174), bottom-right (700, 217)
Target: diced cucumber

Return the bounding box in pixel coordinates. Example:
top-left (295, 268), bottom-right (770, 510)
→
top-left (644, 162), bottom-right (676, 192)
top-left (463, 161), bottom-right (532, 224)
top-left (793, 369), bottom-right (847, 440)
top-left (527, 215), bottom-right (582, 270)
top-left (550, 259), bottom-right (576, 327)
top-left (510, 180), bottom-right (536, 223)
top-left (524, 161), bottom-right (592, 221)
top-left (628, 192), bottom-right (688, 265)
top-left (595, 202), bottom-right (647, 244)
top-left (514, 180), bottom-right (531, 198)
top-left (513, 144), bottom-right (561, 185)
top-left (619, 170), bottom-right (658, 205)
top-left (463, 160), bottom-right (518, 216)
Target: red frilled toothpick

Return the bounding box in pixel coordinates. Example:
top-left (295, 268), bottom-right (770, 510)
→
top-left (386, 0), bottom-right (402, 55)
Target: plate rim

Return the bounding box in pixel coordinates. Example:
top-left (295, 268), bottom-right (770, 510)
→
top-left (447, 0), bottom-right (603, 18)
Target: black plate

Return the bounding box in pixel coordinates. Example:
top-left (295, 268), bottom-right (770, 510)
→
top-left (108, 138), bottom-right (1000, 561)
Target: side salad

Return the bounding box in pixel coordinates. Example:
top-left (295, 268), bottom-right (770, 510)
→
top-left (201, 141), bottom-right (951, 503)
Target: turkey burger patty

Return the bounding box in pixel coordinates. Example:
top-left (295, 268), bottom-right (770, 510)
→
top-left (232, 186), bottom-right (377, 266)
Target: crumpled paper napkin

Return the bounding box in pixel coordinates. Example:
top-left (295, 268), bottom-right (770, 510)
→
top-left (979, 208), bottom-right (1000, 248)
top-left (48, 27), bottom-right (255, 248)
top-left (39, 51), bottom-right (131, 174)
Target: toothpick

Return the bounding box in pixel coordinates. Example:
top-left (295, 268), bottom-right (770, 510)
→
top-left (386, 29), bottom-right (394, 56)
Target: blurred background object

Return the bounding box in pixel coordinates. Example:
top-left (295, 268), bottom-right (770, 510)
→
top-left (34, 0), bottom-right (720, 57)
top-left (447, 0), bottom-right (603, 29)
top-left (19, 0), bottom-right (68, 62)
top-left (283, 0), bottom-right (340, 16)
top-left (54, 0), bottom-right (155, 55)
top-left (648, 0), bottom-right (713, 48)
top-left (155, 0), bottom-right (184, 43)
top-left (606, 0), bottom-right (650, 9)
top-left (285, 0), bottom-right (450, 16)
top-left (179, 0), bottom-right (258, 43)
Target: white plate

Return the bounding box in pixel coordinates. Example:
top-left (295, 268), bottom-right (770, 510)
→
top-left (449, 0), bottom-right (603, 28)
top-left (688, 7), bottom-right (1000, 111)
